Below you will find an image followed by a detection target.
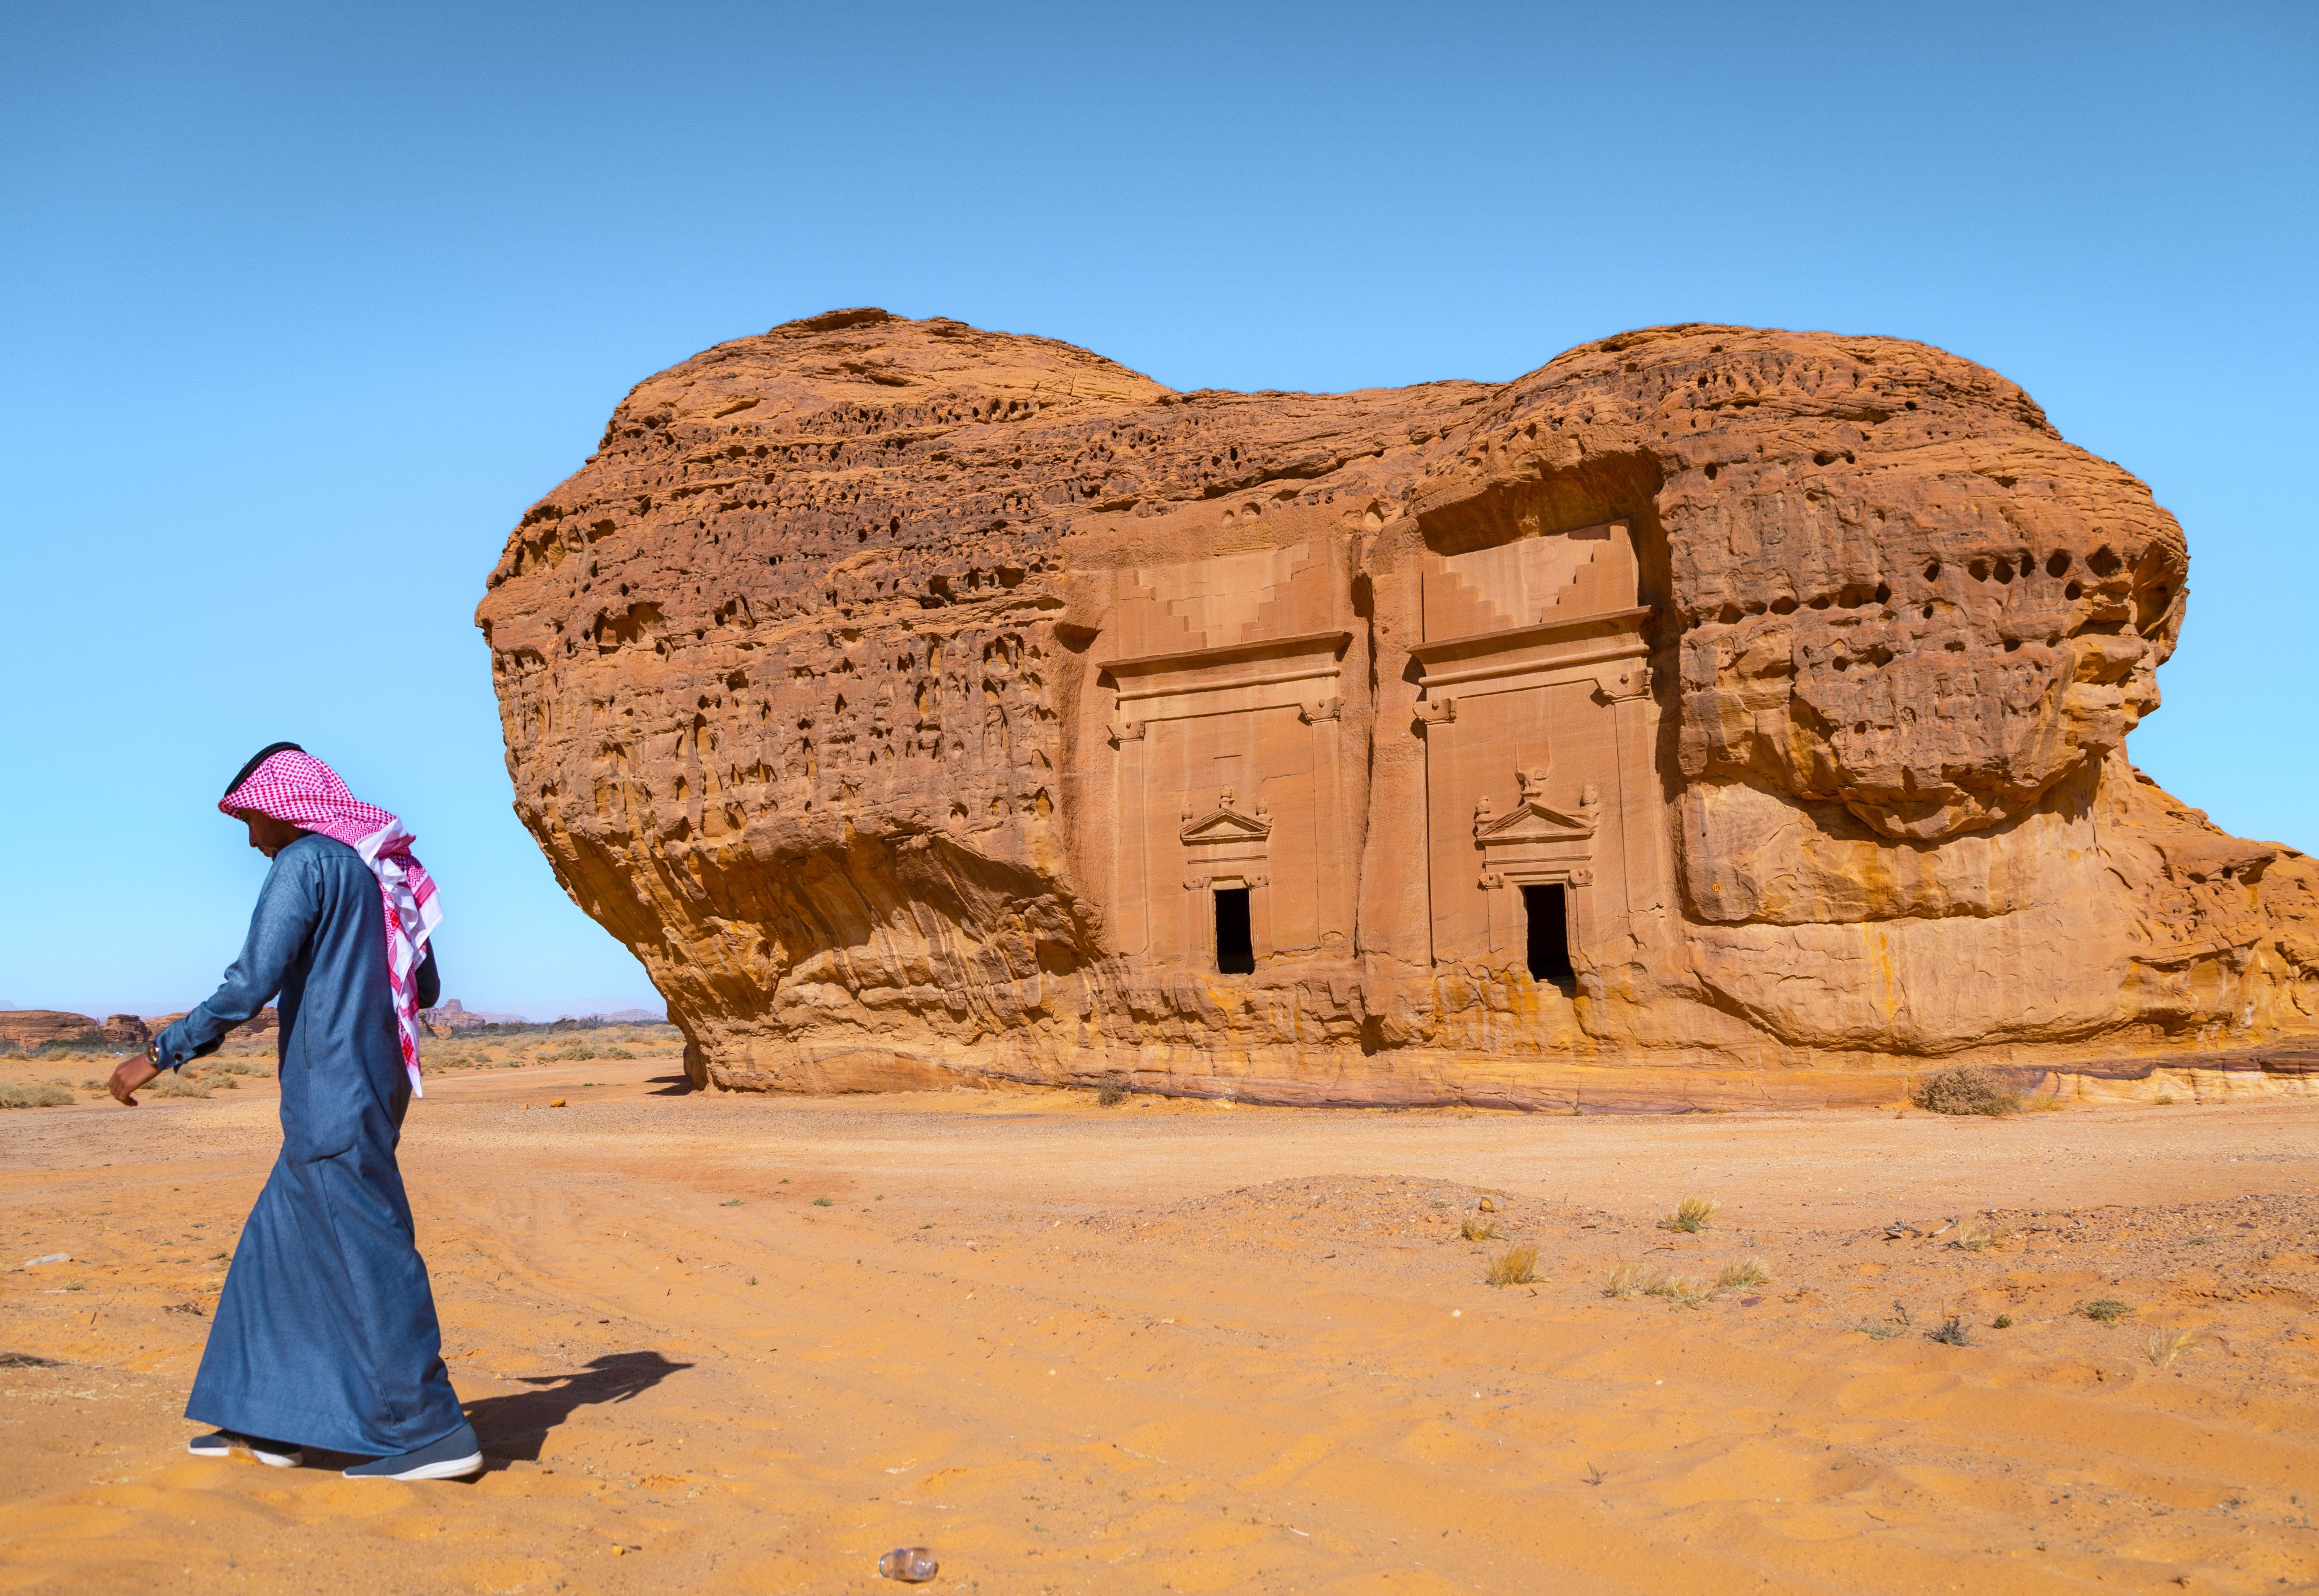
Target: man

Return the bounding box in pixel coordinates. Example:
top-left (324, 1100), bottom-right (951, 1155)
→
top-left (109, 743), bottom-right (481, 1481)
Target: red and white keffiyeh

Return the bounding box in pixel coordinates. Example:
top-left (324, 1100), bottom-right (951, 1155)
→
top-left (219, 750), bottom-right (442, 1096)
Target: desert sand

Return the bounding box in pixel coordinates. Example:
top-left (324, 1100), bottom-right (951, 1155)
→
top-left (5, 1043), bottom-right (2317, 1594)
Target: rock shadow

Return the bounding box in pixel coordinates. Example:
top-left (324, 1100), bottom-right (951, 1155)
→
top-left (464, 1350), bottom-right (694, 1467)
top-left (647, 1072), bottom-right (698, 1096)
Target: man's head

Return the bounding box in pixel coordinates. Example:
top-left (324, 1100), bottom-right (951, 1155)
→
top-left (234, 808), bottom-right (306, 857)
top-left (223, 742), bottom-right (310, 857)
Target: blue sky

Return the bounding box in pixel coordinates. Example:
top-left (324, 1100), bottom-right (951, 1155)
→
top-left (1, 2), bottom-right (2312, 1019)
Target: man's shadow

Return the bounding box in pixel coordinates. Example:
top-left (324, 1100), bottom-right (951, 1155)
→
top-left (463, 1351), bottom-right (693, 1467)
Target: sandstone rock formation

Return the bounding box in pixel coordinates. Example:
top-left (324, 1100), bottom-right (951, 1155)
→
top-left (0, 1012), bottom-right (103, 1050)
top-left (478, 312), bottom-right (2319, 1106)
top-left (0, 1013), bottom-right (146, 1050)
top-left (418, 999), bottom-right (527, 1034)
top-left (100, 1014), bottom-right (150, 1047)
top-left (139, 1008), bottom-right (275, 1045)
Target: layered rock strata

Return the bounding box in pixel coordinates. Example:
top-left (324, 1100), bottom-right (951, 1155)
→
top-left (478, 311), bottom-right (2319, 1106)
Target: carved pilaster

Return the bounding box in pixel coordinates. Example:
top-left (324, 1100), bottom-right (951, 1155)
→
top-left (1306, 699), bottom-right (1353, 942)
top-left (1113, 714), bottom-right (1149, 955)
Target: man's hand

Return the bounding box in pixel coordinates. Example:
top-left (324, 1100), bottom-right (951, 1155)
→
top-left (110, 1052), bottom-right (162, 1106)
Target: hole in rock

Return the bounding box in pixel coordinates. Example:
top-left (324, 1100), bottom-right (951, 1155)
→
top-left (1523, 885), bottom-right (1574, 983)
top-left (1214, 889), bottom-right (1254, 976)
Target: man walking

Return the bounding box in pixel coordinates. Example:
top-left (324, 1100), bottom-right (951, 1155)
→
top-left (110, 743), bottom-right (481, 1481)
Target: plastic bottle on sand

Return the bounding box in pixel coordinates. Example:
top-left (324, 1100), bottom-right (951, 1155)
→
top-left (878, 1547), bottom-right (939, 1582)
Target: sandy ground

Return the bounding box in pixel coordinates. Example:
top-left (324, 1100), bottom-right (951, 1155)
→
top-left (4, 1047), bottom-right (2318, 1595)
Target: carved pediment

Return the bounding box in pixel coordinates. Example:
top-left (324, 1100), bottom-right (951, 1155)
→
top-left (1181, 805), bottom-right (1273, 845)
top-left (1473, 782), bottom-right (1601, 844)
top-left (1473, 801), bottom-right (1597, 844)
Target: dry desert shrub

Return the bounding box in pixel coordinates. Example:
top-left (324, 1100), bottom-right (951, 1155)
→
top-left (1603, 1263), bottom-right (1648, 1299)
top-left (2145, 1328), bottom-right (2196, 1367)
top-left (0, 1082), bottom-right (72, 1109)
top-left (2078, 1298), bottom-right (2134, 1324)
top-left (152, 1073), bottom-right (212, 1099)
top-left (539, 1041), bottom-right (633, 1063)
top-left (1487, 1245), bottom-right (1539, 1286)
top-left (1911, 1066), bottom-right (2019, 1116)
top-left (1954, 1217), bottom-right (2016, 1252)
top-left (1461, 1217), bottom-right (1504, 1242)
top-left (1659, 1196), bottom-right (1718, 1233)
top-left (1095, 1080), bottom-right (1128, 1107)
top-left (1927, 1315), bottom-right (1972, 1346)
top-left (1645, 1275), bottom-right (1712, 1308)
top-left (1716, 1257), bottom-right (1772, 1289)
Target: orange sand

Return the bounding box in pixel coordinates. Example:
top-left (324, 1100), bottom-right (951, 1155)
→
top-left (5, 1053), bottom-right (2317, 1594)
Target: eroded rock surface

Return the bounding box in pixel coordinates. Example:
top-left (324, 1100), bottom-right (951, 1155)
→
top-left (0, 1012), bottom-right (103, 1050)
top-left (477, 311), bottom-right (2319, 1104)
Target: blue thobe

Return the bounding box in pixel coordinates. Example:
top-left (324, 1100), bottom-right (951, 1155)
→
top-left (153, 832), bottom-right (465, 1456)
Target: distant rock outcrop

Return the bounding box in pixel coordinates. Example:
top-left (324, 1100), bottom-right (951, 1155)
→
top-left (418, 999), bottom-right (527, 1034)
top-left (477, 312), bottom-right (2319, 1106)
top-left (142, 1008), bottom-right (276, 1044)
top-left (0, 1012), bottom-right (103, 1049)
top-left (0, 1012), bottom-right (144, 1050)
